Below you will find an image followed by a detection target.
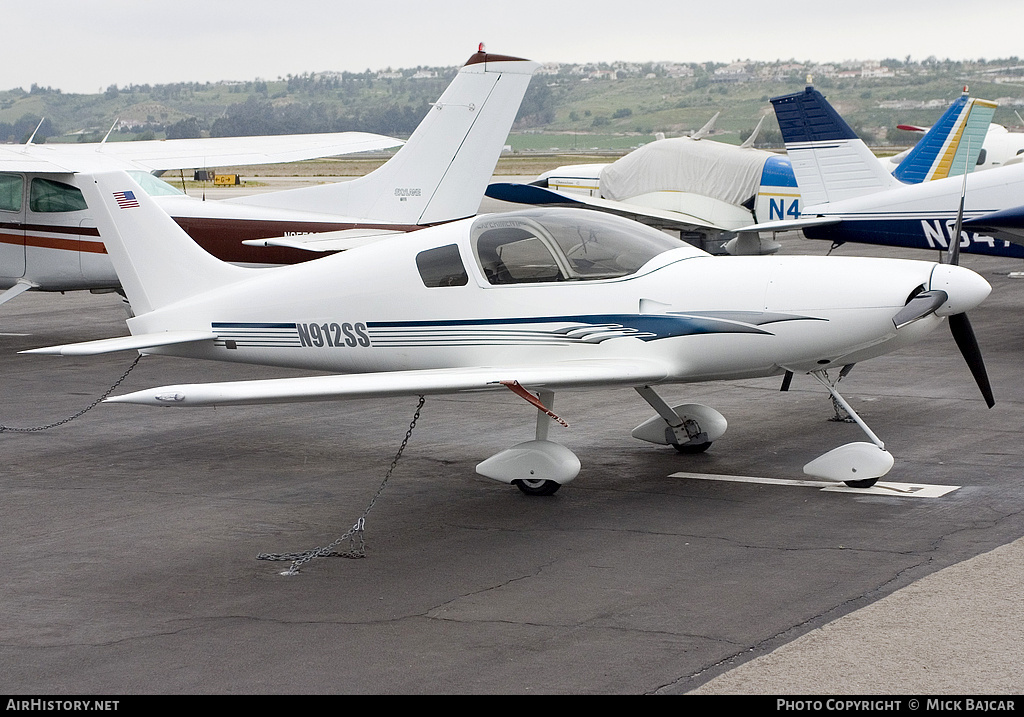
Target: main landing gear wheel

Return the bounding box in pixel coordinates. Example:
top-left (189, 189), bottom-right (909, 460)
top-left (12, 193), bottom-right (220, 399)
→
top-left (513, 478), bottom-right (562, 496)
top-left (844, 477), bottom-right (879, 489)
top-left (673, 441), bottom-right (712, 454)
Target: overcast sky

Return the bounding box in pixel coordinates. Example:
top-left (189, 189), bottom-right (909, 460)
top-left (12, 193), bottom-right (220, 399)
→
top-left (9, 1), bottom-right (1023, 94)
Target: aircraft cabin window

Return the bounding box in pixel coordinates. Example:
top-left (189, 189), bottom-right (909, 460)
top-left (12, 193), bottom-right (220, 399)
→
top-left (472, 208), bottom-right (685, 285)
top-left (126, 171), bottom-right (185, 197)
top-left (416, 244), bottom-right (469, 287)
top-left (0, 173), bottom-right (23, 212)
top-left (476, 226), bottom-right (564, 284)
top-left (30, 178), bottom-right (88, 213)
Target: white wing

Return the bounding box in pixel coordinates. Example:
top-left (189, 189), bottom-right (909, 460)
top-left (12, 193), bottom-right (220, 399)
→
top-left (241, 228), bottom-right (405, 252)
top-left (0, 132), bottom-right (403, 173)
top-left (104, 359), bottom-right (671, 407)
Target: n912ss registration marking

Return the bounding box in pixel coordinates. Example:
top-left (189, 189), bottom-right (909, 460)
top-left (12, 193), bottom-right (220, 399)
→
top-left (297, 322), bottom-right (371, 348)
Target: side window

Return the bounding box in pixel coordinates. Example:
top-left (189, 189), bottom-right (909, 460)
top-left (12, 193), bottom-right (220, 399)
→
top-left (416, 244), bottom-right (468, 287)
top-left (475, 227), bottom-right (564, 285)
top-left (30, 178), bottom-right (88, 213)
top-left (0, 173), bottom-right (23, 212)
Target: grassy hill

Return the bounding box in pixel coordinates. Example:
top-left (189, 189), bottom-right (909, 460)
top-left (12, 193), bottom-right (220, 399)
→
top-left (3, 58), bottom-right (1023, 153)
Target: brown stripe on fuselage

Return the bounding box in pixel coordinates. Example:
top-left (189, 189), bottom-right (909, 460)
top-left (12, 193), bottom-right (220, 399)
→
top-left (172, 216), bottom-right (424, 265)
top-left (0, 223), bottom-right (106, 253)
top-left (0, 221), bottom-right (100, 237)
top-left (0, 217), bottom-right (427, 264)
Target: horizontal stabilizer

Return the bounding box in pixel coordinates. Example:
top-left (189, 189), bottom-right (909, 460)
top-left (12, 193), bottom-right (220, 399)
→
top-left (486, 182), bottom-right (588, 206)
top-left (22, 330), bottom-right (216, 356)
top-left (105, 359), bottom-right (670, 407)
top-left (487, 183), bottom-right (724, 232)
top-left (964, 204), bottom-right (1024, 243)
top-left (242, 228), bottom-right (405, 252)
top-left (734, 215), bottom-right (842, 234)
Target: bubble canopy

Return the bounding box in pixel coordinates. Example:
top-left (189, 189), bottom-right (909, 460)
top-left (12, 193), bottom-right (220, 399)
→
top-left (470, 208), bottom-right (698, 284)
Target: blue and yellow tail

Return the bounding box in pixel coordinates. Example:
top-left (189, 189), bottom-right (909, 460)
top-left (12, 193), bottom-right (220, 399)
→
top-left (891, 89), bottom-right (996, 183)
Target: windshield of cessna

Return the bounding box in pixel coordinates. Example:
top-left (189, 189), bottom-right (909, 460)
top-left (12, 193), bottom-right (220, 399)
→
top-left (126, 171), bottom-right (185, 197)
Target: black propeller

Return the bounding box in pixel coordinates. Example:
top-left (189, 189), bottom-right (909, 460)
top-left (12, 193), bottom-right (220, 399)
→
top-left (948, 312), bottom-right (995, 408)
top-left (942, 146), bottom-right (995, 408)
top-left (893, 144), bottom-right (994, 408)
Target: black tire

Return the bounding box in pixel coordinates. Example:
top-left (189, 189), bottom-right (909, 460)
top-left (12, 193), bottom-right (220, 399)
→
top-left (673, 441), bottom-right (712, 454)
top-left (844, 477), bottom-right (879, 489)
top-left (513, 478), bottom-right (562, 496)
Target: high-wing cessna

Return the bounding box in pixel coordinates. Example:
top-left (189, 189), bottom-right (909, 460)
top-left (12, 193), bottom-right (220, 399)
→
top-left (0, 48), bottom-right (539, 306)
top-left (24, 169), bottom-right (994, 495)
top-left (485, 91), bottom-right (995, 257)
top-left (739, 85), bottom-right (1024, 258)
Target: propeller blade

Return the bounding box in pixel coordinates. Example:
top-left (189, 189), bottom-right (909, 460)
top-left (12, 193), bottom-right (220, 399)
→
top-left (892, 289), bottom-right (948, 329)
top-left (948, 312), bottom-right (995, 408)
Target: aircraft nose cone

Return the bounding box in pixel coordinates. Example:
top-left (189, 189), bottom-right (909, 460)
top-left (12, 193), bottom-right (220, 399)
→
top-left (929, 264), bottom-right (992, 316)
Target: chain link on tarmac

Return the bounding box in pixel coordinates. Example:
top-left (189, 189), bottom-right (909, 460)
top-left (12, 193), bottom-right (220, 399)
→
top-left (258, 395), bottom-right (426, 575)
top-left (0, 355), bottom-right (142, 433)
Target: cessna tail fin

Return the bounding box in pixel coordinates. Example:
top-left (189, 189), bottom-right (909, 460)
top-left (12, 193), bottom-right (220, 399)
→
top-left (771, 86), bottom-right (900, 207)
top-left (892, 89), bottom-right (996, 183)
top-left (225, 50), bottom-right (540, 225)
top-left (80, 171), bottom-right (249, 315)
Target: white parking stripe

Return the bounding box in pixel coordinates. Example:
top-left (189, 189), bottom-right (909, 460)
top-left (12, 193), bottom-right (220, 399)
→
top-left (670, 472), bottom-right (959, 498)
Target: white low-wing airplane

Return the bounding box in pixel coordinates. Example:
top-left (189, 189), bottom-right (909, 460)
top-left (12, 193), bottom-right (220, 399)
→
top-left (25, 170), bottom-right (994, 494)
top-left (0, 47), bottom-right (539, 306)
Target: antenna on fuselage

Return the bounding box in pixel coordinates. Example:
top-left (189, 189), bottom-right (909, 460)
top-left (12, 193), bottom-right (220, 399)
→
top-left (100, 118), bottom-right (119, 146)
top-left (23, 117), bottom-right (44, 147)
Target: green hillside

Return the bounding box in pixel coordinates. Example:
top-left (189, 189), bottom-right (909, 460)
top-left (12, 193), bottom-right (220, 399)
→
top-left (3, 58), bottom-right (1022, 152)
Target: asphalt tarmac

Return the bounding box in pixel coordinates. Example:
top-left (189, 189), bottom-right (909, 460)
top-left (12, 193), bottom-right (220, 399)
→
top-left (2, 200), bottom-right (1024, 694)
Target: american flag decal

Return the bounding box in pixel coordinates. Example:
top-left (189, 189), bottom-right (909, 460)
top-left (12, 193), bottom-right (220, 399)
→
top-left (113, 190), bottom-right (139, 209)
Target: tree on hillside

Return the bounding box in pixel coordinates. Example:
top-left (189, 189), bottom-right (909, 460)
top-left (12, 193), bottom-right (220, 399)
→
top-left (165, 116), bottom-right (203, 139)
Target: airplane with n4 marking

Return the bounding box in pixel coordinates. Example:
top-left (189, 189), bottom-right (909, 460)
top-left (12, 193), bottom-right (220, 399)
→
top-left (23, 168), bottom-right (995, 496)
top-left (0, 47), bottom-right (539, 307)
top-left (486, 89), bottom-right (995, 256)
top-left (738, 84), bottom-right (1024, 259)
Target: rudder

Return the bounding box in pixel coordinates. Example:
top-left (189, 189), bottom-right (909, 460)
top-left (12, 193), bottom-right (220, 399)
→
top-left (226, 50), bottom-right (539, 225)
top-left (771, 86), bottom-right (899, 207)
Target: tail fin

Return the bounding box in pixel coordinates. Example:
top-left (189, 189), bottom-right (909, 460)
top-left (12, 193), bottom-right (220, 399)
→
top-left (227, 49), bottom-right (539, 225)
top-left (892, 89), bottom-right (996, 183)
top-left (80, 171), bottom-right (249, 315)
top-left (771, 86), bottom-right (900, 207)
